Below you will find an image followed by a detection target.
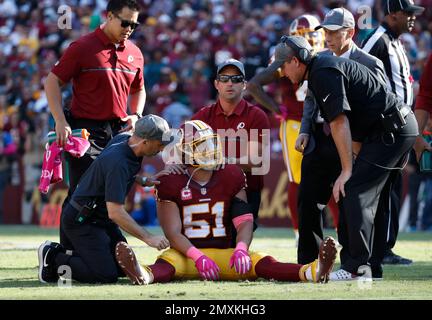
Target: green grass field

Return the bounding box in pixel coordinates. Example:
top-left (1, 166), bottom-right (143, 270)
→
top-left (0, 225), bottom-right (431, 300)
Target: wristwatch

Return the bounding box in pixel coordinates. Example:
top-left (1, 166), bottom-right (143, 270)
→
top-left (134, 112), bottom-right (142, 119)
top-left (135, 176), bottom-right (148, 186)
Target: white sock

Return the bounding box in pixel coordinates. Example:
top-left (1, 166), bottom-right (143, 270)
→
top-left (305, 266), bottom-right (313, 281)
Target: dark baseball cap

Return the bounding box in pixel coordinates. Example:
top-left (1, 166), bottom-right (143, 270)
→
top-left (383, 0), bottom-right (424, 15)
top-left (134, 114), bottom-right (173, 145)
top-left (216, 59), bottom-right (246, 77)
top-left (267, 35), bottom-right (313, 71)
top-left (315, 8), bottom-right (355, 31)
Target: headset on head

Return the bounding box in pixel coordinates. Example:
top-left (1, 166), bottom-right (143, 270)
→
top-left (280, 35), bottom-right (313, 64)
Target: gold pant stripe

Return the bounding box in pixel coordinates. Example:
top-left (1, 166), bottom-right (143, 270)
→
top-left (157, 248), bottom-right (267, 281)
top-left (279, 119), bottom-right (303, 184)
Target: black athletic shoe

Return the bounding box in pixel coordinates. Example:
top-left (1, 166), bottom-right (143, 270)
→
top-left (382, 249), bottom-right (412, 265)
top-left (371, 264), bottom-right (383, 281)
top-left (38, 241), bottom-right (63, 283)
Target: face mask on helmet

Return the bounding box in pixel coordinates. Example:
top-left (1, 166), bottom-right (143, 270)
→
top-left (179, 121), bottom-right (224, 170)
top-left (289, 14), bottom-right (325, 52)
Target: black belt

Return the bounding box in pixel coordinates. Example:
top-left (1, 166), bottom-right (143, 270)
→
top-left (382, 105), bottom-right (411, 118)
top-left (69, 199), bottom-right (105, 224)
top-left (69, 199), bottom-right (84, 212)
top-left (65, 108), bottom-right (123, 128)
top-left (380, 105), bottom-right (412, 134)
top-left (71, 117), bottom-right (124, 130)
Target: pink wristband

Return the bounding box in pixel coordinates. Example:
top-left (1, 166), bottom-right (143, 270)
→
top-left (186, 246), bottom-right (204, 262)
top-left (235, 241), bottom-right (248, 252)
top-left (232, 213), bottom-right (254, 230)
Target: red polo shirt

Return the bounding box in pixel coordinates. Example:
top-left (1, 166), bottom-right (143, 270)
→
top-left (192, 99), bottom-right (271, 192)
top-left (51, 27), bottom-right (144, 120)
top-left (415, 54), bottom-right (432, 114)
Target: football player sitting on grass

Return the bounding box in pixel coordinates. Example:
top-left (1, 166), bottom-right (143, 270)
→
top-left (115, 120), bottom-right (337, 284)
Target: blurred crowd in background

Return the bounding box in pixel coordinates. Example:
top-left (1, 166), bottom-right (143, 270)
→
top-left (0, 0), bottom-right (431, 229)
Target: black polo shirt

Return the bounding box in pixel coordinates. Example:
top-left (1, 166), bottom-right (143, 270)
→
top-left (308, 54), bottom-right (403, 142)
top-left (72, 133), bottom-right (143, 218)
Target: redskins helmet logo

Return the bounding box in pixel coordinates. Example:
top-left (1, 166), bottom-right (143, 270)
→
top-left (290, 19), bottom-right (299, 33)
top-left (289, 14), bottom-right (325, 52)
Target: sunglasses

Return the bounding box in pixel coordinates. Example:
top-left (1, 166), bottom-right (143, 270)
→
top-left (217, 74), bottom-right (245, 83)
top-left (113, 13), bottom-right (140, 30)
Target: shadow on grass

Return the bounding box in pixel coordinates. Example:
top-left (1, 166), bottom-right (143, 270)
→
top-left (382, 262), bottom-right (432, 281)
top-left (0, 267), bottom-right (37, 271)
top-left (0, 278), bottom-right (133, 289)
top-left (329, 261), bottom-right (432, 281)
top-left (1, 262), bottom-right (431, 289)
top-left (0, 279), bottom-right (50, 288)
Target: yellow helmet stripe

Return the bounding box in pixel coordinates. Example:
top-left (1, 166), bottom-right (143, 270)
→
top-left (192, 120), bottom-right (209, 130)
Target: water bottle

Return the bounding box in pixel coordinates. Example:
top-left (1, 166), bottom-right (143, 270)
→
top-left (46, 129), bottom-right (90, 145)
top-left (420, 133), bottom-right (432, 172)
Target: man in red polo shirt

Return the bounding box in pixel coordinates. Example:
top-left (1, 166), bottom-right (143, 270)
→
top-left (44, 0), bottom-right (145, 249)
top-left (414, 54), bottom-right (432, 161)
top-left (192, 59), bottom-right (271, 234)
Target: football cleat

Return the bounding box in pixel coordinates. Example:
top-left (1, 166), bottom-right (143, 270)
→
top-left (38, 240), bottom-right (63, 283)
top-left (115, 242), bottom-right (154, 285)
top-left (315, 236), bottom-right (337, 283)
top-left (299, 236), bottom-right (337, 283)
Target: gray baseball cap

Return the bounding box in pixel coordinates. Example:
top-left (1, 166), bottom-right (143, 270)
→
top-left (216, 59), bottom-right (246, 77)
top-left (315, 8), bottom-right (355, 31)
top-left (134, 114), bottom-right (173, 145)
top-left (267, 35), bottom-right (313, 71)
top-left (383, 0), bottom-right (424, 16)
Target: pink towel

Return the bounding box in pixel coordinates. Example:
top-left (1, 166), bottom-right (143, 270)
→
top-left (39, 136), bottom-right (90, 194)
top-left (2, 142), bottom-right (17, 155)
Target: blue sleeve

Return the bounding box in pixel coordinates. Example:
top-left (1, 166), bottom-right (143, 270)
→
top-left (105, 165), bottom-right (129, 204)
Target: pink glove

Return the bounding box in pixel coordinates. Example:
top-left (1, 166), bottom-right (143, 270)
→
top-left (229, 242), bottom-right (252, 275)
top-left (195, 255), bottom-right (220, 281)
